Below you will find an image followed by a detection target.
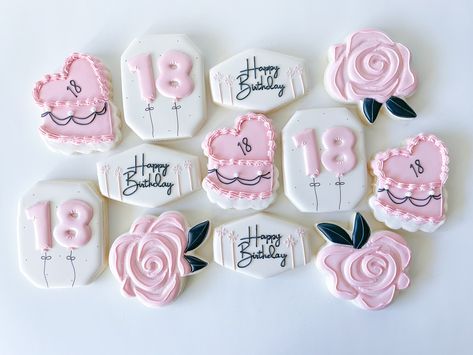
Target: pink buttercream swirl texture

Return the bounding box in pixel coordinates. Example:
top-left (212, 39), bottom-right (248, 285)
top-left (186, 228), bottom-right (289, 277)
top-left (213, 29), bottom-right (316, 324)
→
top-left (325, 29), bottom-right (417, 103)
top-left (109, 212), bottom-right (191, 308)
top-left (317, 231), bottom-right (411, 310)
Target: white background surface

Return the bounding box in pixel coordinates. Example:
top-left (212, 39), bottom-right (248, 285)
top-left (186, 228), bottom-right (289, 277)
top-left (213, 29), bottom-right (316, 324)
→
top-left (1, 0), bottom-right (472, 354)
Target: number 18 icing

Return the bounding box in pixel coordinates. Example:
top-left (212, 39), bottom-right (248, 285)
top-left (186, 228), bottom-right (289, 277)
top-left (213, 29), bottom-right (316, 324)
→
top-left (109, 212), bottom-right (209, 308)
top-left (121, 34), bottom-right (206, 141)
top-left (202, 112), bottom-right (279, 210)
top-left (282, 108), bottom-right (367, 213)
top-left (369, 133), bottom-right (449, 233)
top-left (17, 180), bottom-right (107, 288)
top-left (324, 29), bottom-right (418, 124)
top-left (33, 53), bottom-right (121, 154)
top-left (316, 213), bottom-right (411, 310)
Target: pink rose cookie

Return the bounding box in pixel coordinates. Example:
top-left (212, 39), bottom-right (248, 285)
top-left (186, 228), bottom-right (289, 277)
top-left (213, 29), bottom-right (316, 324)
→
top-left (109, 212), bottom-right (209, 308)
top-left (316, 213), bottom-right (411, 310)
top-left (202, 112), bottom-right (279, 210)
top-left (369, 133), bottom-right (449, 233)
top-left (325, 29), bottom-right (417, 124)
top-left (33, 53), bottom-right (121, 154)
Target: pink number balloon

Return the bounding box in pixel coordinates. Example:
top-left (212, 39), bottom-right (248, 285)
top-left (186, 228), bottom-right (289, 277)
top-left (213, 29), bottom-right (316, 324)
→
top-left (156, 50), bottom-right (194, 99)
top-left (321, 127), bottom-right (357, 177)
top-left (292, 128), bottom-right (320, 177)
top-left (53, 199), bottom-right (93, 249)
top-left (26, 201), bottom-right (53, 250)
top-left (128, 53), bottom-right (157, 102)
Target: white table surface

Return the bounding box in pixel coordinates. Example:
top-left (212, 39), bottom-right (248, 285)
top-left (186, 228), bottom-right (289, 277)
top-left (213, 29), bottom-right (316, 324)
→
top-left (1, 0), bottom-right (472, 354)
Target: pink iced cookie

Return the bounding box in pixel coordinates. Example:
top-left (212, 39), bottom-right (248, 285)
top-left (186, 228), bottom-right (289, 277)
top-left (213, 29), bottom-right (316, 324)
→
top-left (33, 53), bottom-right (121, 154)
top-left (369, 133), bottom-right (449, 233)
top-left (202, 112), bottom-right (278, 210)
top-left (324, 29), bottom-right (417, 124)
top-left (316, 213), bottom-right (411, 311)
top-left (109, 212), bottom-right (209, 308)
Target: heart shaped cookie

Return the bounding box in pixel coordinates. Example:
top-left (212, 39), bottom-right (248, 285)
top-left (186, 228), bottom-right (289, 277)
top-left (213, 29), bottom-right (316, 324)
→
top-left (369, 133), bottom-right (449, 232)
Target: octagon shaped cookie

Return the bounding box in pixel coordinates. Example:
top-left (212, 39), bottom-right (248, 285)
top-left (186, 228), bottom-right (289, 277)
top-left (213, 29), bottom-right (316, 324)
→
top-left (282, 108), bottom-right (368, 213)
top-left (96, 144), bottom-right (201, 207)
top-left (121, 34), bottom-right (206, 141)
top-left (209, 49), bottom-right (309, 113)
top-left (213, 213), bottom-right (311, 279)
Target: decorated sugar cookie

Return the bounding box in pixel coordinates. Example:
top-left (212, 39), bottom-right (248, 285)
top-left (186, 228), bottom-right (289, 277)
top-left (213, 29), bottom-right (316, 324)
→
top-left (121, 34), bottom-right (206, 140)
top-left (33, 53), bottom-right (121, 154)
top-left (210, 49), bottom-right (309, 112)
top-left (316, 213), bottom-right (411, 310)
top-left (202, 112), bottom-right (278, 210)
top-left (109, 212), bottom-right (209, 308)
top-left (213, 213), bottom-right (311, 279)
top-left (17, 180), bottom-right (107, 288)
top-left (282, 108), bottom-right (367, 213)
top-left (325, 29), bottom-right (417, 124)
top-left (369, 133), bottom-right (449, 233)
top-left (97, 144), bottom-right (201, 208)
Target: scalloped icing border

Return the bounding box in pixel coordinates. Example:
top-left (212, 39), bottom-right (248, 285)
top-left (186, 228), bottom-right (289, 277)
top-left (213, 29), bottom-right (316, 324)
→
top-left (368, 195), bottom-right (446, 233)
top-left (203, 166), bottom-right (279, 210)
top-left (202, 112), bottom-right (275, 166)
top-left (371, 133), bottom-right (449, 191)
top-left (33, 52), bottom-right (110, 107)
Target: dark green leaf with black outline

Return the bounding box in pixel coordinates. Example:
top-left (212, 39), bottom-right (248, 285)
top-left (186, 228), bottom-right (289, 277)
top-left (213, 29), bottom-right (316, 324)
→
top-left (186, 220), bottom-right (210, 252)
top-left (352, 213), bottom-right (371, 249)
top-left (363, 98), bottom-right (382, 124)
top-left (385, 96), bottom-right (417, 118)
top-left (317, 223), bottom-right (353, 246)
top-left (184, 255), bottom-right (208, 273)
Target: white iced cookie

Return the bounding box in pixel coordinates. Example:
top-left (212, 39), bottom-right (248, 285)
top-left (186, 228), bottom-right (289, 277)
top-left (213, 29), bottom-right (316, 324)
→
top-left (17, 180), bottom-right (107, 288)
top-left (282, 108), bottom-right (367, 213)
top-left (121, 34), bottom-right (206, 140)
top-left (209, 49), bottom-right (309, 112)
top-left (213, 213), bottom-right (311, 279)
top-left (97, 144), bottom-right (201, 208)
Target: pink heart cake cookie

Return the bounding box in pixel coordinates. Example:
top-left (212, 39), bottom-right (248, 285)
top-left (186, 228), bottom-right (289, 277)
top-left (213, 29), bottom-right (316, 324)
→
top-left (325, 29), bottom-right (418, 124)
top-left (202, 112), bottom-right (278, 210)
top-left (109, 212), bottom-right (209, 308)
top-left (316, 213), bottom-right (411, 310)
top-left (33, 53), bottom-right (121, 154)
top-left (369, 133), bottom-right (449, 232)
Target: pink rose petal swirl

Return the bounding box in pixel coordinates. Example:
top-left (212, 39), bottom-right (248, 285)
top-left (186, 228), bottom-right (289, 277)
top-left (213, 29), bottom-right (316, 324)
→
top-left (325, 29), bottom-right (417, 103)
top-left (317, 231), bottom-right (411, 310)
top-left (109, 212), bottom-right (191, 308)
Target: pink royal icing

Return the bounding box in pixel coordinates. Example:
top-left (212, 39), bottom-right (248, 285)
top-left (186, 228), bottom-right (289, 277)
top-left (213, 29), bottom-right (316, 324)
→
top-left (109, 212), bottom-right (192, 308)
top-left (371, 134), bottom-right (449, 225)
top-left (325, 29), bottom-right (417, 104)
top-left (317, 230), bottom-right (411, 310)
top-left (202, 112), bottom-right (276, 201)
top-left (33, 53), bottom-right (117, 148)
top-left (53, 199), bottom-right (93, 249)
top-left (156, 50), bottom-right (194, 99)
top-left (128, 53), bottom-right (157, 102)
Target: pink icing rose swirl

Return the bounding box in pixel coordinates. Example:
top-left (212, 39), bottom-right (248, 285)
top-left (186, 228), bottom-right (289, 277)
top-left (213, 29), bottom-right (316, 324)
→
top-left (109, 212), bottom-right (191, 308)
top-left (325, 29), bottom-right (417, 103)
top-left (317, 231), bottom-right (411, 310)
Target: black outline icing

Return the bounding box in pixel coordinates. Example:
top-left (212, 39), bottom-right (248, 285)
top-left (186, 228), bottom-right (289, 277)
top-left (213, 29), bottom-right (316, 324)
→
top-left (41, 102), bottom-right (107, 126)
top-left (207, 169), bottom-right (271, 186)
top-left (378, 188), bottom-right (441, 207)
top-left (66, 250), bottom-right (76, 288)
